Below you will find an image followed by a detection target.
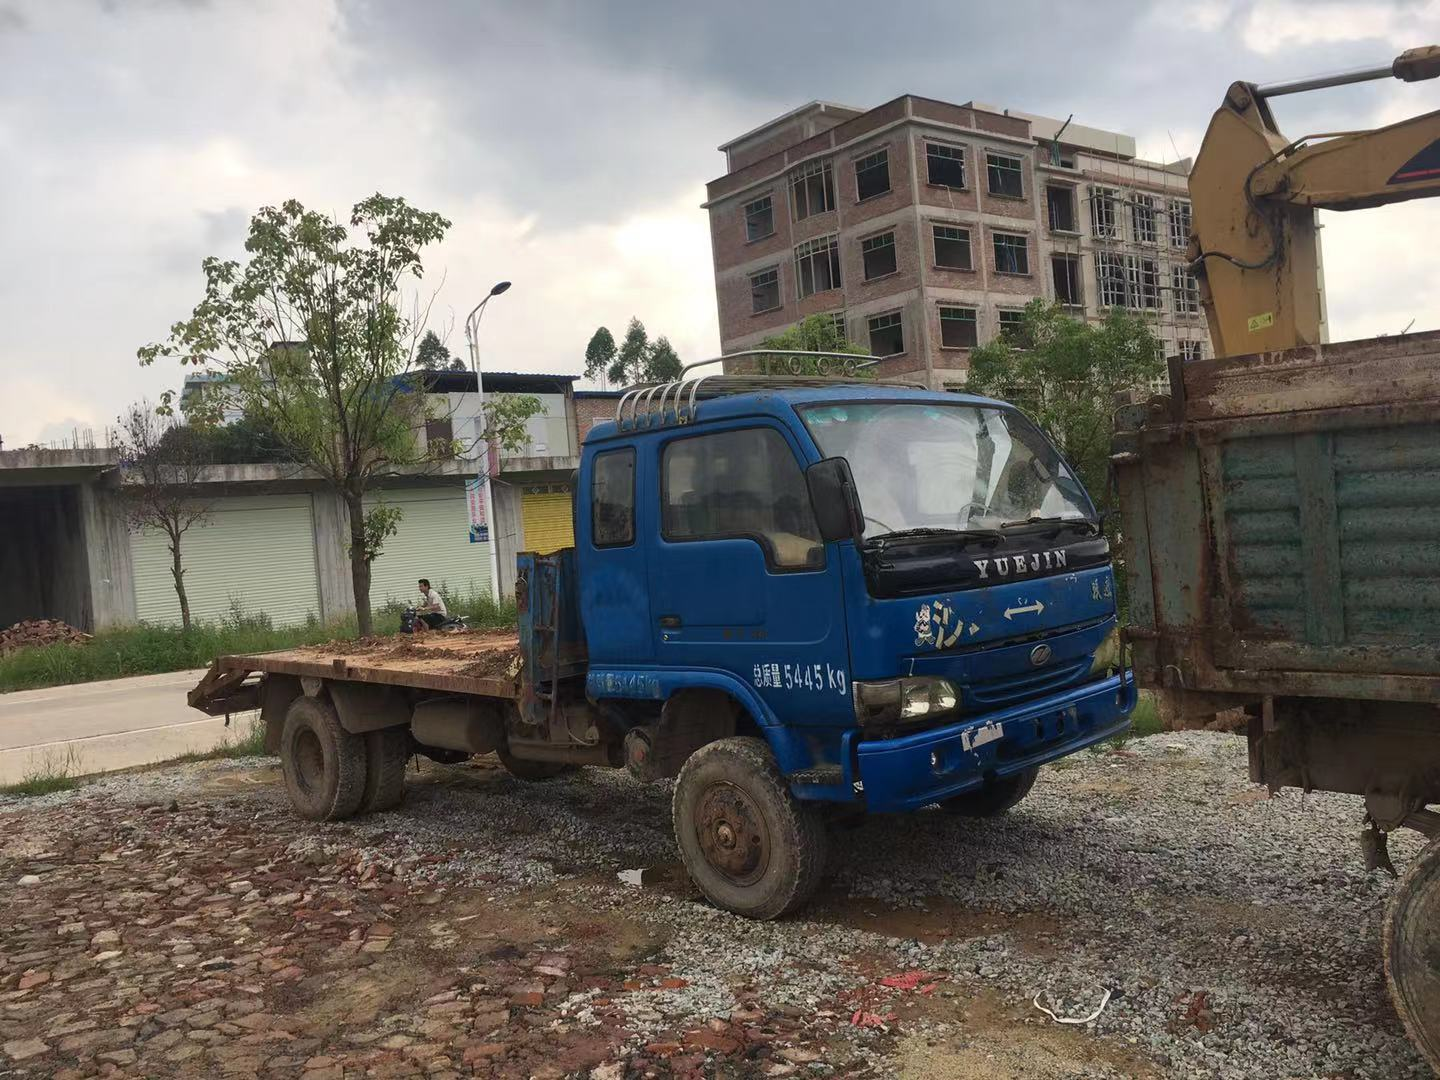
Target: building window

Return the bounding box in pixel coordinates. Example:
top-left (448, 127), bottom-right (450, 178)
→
top-left (662, 428), bottom-right (822, 570)
top-left (926, 143), bottom-right (966, 188)
top-left (1178, 340), bottom-right (1204, 362)
top-left (986, 151), bottom-right (1024, 198)
top-left (743, 195), bottom-right (774, 242)
top-left (592, 448), bottom-right (635, 547)
top-left (867, 312), bottom-right (904, 357)
top-left (1096, 251), bottom-right (1127, 307)
top-left (794, 235), bottom-right (841, 298)
top-left (861, 231), bottom-right (897, 280)
top-left (1168, 199), bottom-right (1192, 249)
top-left (993, 232), bottom-right (1029, 275)
top-left (855, 149), bottom-right (890, 201)
top-left (1091, 186), bottom-right (1120, 239)
top-left (932, 225), bottom-right (972, 270)
top-left (750, 267), bottom-right (781, 314)
top-left (939, 306), bottom-right (978, 349)
top-left (1046, 185), bottom-right (1077, 232)
top-left (1132, 256), bottom-right (1161, 308)
top-left (1132, 193), bottom-right (1158, 244)
top-left (791, 160), bottom-right (835, 221)
top-left (1172, 265), bottom-right (1200, 314)
top-left (997, 309), bottom-right (1025, 341)
top-left (828, 311), bottom-right (847, 339)
top-left (1052, 254), bottom-right (1081, 306)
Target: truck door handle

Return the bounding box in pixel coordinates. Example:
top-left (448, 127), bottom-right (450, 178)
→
top-left (659, 615), bottom-right (682, 628)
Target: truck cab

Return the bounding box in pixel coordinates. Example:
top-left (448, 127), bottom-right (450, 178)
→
top-left (537, 362), bottom-right (1134, 917)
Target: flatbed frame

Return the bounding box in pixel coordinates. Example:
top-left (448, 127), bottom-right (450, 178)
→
top-left (188, 630), bottom-right (522, 715)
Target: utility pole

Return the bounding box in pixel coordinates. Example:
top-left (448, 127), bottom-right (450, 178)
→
top-left (464, 280), bottom-right (512, 605)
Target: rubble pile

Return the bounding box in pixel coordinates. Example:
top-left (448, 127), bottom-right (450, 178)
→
top-left (0, 619), bottom-right (92, 654)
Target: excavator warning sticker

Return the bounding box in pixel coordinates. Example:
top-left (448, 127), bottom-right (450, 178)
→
top-left (1247, 312), bottom-right (1275, 333)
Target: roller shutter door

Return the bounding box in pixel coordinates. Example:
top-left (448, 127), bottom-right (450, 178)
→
top-left (130, 495), bottom-right (320, 626)
top-left (521, 485), bottom-right (573, 554)
top-left (366, 486), bottom-right (492, 608)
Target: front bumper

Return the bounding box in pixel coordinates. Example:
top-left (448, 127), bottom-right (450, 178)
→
top-left (855, 671), bottom-right (1136, 813)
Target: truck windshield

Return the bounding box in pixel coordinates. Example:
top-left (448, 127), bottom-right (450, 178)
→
top-left (800, 402), bottom-right (1093, 540)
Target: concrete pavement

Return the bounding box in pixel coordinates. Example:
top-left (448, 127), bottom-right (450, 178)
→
top-left (0, 669), bottom-right (255, 786)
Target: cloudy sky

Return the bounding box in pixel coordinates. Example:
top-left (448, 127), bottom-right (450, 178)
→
top-left (1, 0), bottom-right (1437, 446)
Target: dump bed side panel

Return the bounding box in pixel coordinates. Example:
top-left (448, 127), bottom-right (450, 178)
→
top-left (1116, 331), bottom-right (1440, 702)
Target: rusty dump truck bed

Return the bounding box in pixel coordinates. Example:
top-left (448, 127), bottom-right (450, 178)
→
top-left (188, 630), bottom-right (522, 715)
top-left (1113, 329), bottom-right (1440, 705)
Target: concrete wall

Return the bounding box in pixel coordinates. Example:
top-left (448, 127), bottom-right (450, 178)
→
top-left (491, 480), bottom-right (524, 600)
top-left (80, 485), bottom-right (136, 629)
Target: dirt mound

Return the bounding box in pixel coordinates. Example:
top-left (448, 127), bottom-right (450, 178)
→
top-left (0, 618), bottom-right (92, 653)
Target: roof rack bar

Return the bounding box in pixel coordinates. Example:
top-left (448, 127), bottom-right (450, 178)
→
top-left (679, 349), bottom-right (879, 376)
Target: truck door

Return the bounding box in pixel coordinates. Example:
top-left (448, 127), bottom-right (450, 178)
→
top-left (646, 422), bottom-right (853, 727)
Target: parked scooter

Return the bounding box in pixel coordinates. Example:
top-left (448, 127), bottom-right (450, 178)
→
top-left (398, 608), bottom-right (471, 634)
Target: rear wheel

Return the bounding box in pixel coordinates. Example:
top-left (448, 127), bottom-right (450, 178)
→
top-left (361, 727), bottom-right (411, 813)
top-left (279, 697), bottom-right (367, 822)
top-left (672, 737), bottom-right (828, 920)
top-left (1385, 837), bottom-right (1440, 1074)
top-left (497, 742), bottom-right (577, 781)
top-left (938, 767), bottom-right (1039, 817)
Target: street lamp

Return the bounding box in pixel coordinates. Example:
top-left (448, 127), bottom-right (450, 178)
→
top-left (463, 280), bottom-right (512, 605)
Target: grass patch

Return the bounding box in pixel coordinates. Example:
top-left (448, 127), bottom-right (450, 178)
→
top-left (158, 715), bottom-right (268, 766)
top-left (0, 584), bottom-right (518, 694)
top-left (0, 746), bottom-right (84, 798)
top-left (1094, 691), bottom-right (1163, 752)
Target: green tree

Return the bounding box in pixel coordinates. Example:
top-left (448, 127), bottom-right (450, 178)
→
top-left (758, 313), bottom-right (869, 374)
top-left (583, 326), bottom-right (617, 383)
top-left (965, 300), bottom-right (1163, 513)
top-left (646, 336), bottom-right (682, 381)
top-left (416, 329), bottom-right (462, 371)
top-left (587, 318), bottom-right (683, 385)
top-left (140, 195), bottom-right (542, 635)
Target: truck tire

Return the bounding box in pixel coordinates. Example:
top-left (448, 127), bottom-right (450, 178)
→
top-left (360, 727), bottom-right (411, 813)
top-left (280, 697), bottom-right (367, 822)
top-left (496, 743), bottom-right (577, 781)
top-left (672, 737), bottom-right (829, 920)
top-left (1385, 837), bottom-right (1440, 1074)
top-left (939, 767), bottom-right (1039, 817)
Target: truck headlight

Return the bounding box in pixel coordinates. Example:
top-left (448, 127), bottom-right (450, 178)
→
top-left (1089, 625), bottom-right (1122, 677)
top-left (854, 677), bottom-right (960, 726)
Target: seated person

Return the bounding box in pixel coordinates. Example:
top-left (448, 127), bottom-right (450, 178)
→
top-left (416, 578), bottom-right (448, 629)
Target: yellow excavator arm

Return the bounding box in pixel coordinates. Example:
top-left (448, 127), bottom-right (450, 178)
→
top-left (1189, 46), bottom-right (1440, 357)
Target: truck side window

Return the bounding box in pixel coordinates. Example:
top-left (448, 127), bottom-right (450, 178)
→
top-left (592, 449), bottom-right (635, 547)
top-left (661, 428), bottom-right (823, 570)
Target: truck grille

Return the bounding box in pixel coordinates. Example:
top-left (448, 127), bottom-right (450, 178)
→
top-left (964, 657), bottom-right (1091, 709)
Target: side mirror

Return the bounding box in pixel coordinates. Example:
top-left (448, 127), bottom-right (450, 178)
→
top-left (806, 456), bottom-right (863, 544)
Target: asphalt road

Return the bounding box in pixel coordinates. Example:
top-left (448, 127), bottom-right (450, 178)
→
top-left (0, 669), bottom-right (240, 785)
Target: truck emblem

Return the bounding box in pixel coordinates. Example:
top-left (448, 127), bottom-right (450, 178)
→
top-left (975, 549), bottom-right (1067, 581)
top-left (1029, 643), bottom-right (1052, 666)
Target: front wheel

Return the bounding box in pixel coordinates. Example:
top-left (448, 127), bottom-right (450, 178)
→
top-left (1385, 837), bottom-right (1440, 1074)
top-left (672, 737), bottom-right (829, 920)
top-left (938, 767), bottom-right (1039, 817)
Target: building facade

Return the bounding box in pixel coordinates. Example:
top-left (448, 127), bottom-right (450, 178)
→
top-left (0, 373), bottom-right (591, 630)
top-left (705, 97), bottom-right (1215, 388)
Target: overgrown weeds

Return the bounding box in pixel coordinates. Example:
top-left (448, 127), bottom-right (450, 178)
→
top-left (0, 746), bottom-right (84, 798)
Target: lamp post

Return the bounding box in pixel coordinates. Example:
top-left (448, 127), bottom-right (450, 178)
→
top-left (464, 280), bottom-right (511, 605)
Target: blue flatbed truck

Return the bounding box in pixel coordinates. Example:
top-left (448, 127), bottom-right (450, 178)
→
top-left (190, 355), bottom-right (1136, 919)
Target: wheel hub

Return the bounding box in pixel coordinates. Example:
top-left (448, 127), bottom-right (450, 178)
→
top-left (293, 728), bottom-right (325, 795)
top-left (695, 781), bottom-right (770, 886)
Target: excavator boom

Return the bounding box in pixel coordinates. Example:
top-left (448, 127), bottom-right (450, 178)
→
top-left (1189, 45), bottom-right (1440, 356)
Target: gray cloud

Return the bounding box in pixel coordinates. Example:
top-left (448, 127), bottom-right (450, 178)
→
top-left (0, 0), bottom-right (1435, 447)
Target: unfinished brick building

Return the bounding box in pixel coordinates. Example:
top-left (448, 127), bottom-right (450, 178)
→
top-left (704, 97), bottom-right (1219, 387)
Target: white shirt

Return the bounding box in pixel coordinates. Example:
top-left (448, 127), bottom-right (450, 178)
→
top-left (420, 588), bottom-right (447, 616)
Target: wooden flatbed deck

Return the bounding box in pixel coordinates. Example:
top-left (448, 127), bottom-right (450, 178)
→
top-left (188, 630), bottom-right (522, 713)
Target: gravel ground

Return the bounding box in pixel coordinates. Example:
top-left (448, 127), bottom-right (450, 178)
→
top-left (1, 730), bottom-right (1433, 1079)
